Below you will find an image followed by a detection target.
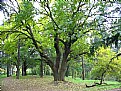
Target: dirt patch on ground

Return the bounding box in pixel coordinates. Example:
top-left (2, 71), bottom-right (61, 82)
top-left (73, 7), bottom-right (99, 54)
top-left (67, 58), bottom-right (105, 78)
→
top-left (1, 77), bottom-right (82, 91)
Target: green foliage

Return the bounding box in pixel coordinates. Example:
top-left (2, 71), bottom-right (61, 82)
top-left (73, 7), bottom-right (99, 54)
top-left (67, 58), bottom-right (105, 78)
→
top-left (0, 0), bottom-right (112, 81)
top-left (91, 47), bottom-right (121, 80)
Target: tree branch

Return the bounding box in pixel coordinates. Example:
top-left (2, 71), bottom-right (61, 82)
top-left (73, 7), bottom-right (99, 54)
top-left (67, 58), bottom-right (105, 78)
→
top-left (59, 38), bottom-right (66, 45)
top-left (72, 2), bottom-right (85, 18)
top-left (26, 24), bottom-right (54, 69)
top-left (45, 0), bottom-right (61, 30)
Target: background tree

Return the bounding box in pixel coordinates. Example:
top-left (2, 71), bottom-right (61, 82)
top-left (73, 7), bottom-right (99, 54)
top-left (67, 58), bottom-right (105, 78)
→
top-left (91, 47), bottom-right (121, 84)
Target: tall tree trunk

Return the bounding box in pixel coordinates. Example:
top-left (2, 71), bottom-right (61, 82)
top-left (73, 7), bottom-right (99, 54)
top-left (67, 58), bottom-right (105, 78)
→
top-left (72, 68), bottom-right (74, 79)
top-left (82, 56), bottom-right (85, 80)
top-left (22, 60), bottom-right (27, 76)
top-left (65, 65), bottom-right (69, 77)
top-left (7, 62), bottom-right (10, 77)
top-left (16, 38), bottom-right (20, 79)
top-left (40, 60), bottom-right (43, 77)
top-left (11, 65), bottom-right (14, 75)
top-left (9, 64), bottom-right (12, 76)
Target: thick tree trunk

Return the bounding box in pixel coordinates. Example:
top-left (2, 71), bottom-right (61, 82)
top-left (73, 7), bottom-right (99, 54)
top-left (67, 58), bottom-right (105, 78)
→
top-left (52, 61), bottom-right (67, 81)
top-left (58, 58), bottom-right (68, 81)
top-left (16, 38), bottom-right (20, 79)
top-left (22, 60), bottom-right (27, 76)
top-left (40, 60), bottom-right (43, 77)
top-left (53, 44), bottom-right (70, 81)
top-left (53, 69), bottom-right (59, 81)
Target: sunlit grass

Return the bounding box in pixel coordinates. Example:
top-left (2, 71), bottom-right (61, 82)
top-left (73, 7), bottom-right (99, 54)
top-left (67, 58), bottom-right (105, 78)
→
top-left (66, 76), bottom-right (121, 91)
top-left (0, 75), bottom-right (7, 79)
top-left (0, 75), bottom-right (7, 85)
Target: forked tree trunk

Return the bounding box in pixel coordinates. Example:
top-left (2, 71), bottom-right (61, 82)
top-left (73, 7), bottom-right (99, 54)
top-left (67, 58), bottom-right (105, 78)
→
top-left (53, 44), bottom-right (70, 81)
top-left (58, 62), bottom-right (67, 81)
top-left (53, 64), bottom-right (67, 81)
top-left (51, 57), bottom-right (68, 81)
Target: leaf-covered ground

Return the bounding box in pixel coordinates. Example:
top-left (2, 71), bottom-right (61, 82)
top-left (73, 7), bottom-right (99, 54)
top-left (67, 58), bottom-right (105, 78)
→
top-left (1, 76), bottom-right (121, 91)
top-left (1, 76), bottom-right (82, 91)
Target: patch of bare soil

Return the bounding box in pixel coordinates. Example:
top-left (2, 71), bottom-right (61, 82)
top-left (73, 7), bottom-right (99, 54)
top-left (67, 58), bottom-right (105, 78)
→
top-left (1, 77), bottom-right (82, 91)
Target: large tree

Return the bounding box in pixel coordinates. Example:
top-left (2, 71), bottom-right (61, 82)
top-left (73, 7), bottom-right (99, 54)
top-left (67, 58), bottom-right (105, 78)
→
top-left (0, 0), bottom-right (108, 81)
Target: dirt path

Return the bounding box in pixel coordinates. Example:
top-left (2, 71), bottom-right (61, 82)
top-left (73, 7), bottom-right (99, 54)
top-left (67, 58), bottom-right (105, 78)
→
top-left (1, 77), bottom-right (82, 91)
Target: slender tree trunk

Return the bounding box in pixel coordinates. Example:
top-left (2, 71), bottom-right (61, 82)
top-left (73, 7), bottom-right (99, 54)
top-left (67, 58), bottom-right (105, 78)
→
top-left (72, 68), bottom-right (74, 79)
top-left (11, 65), bottom-right (14, 75)
top-left (100, 72), bottom-right (105, 85)
top-left (22, 60), bottom-right (27, 76)
top-left (65, 65), bottom-right (69, 77)
top-left (7, 62), bottom-right (10, 77)
top-left (9, 64), bottom-right (12, 76)
top-left (16, 38), bottom-right (20, 79)
top-left (40, 60), bottom-right (43, 77)
top-left (82, 56), bottom-right (85, 80)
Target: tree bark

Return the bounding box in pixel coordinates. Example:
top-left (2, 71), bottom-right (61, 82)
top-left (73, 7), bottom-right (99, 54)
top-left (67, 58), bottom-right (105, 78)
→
top-left (11, 65), bottom-right (14, 75)
top-left (7, 62), bottom-right (10, 77)
top-left (22, 60), bottom-right (27, 76)
top-left (100, 71), bottom-right (105, 85)
top-left (16, 38), bottom-right (20, 79)
top-left (58, 45), bottom-right (70, 81)
top-left (72, 68), bottom-right (74, 79)
top-left (65, 65), bottom-right (69, 77)
top-left (40, 60), bottom-right (43, 77)
top-left (82, 56), bottom-right (85, 80)
top-left (53, 68), bottom-right (59, 81)
top-left (58, 62), bottom-right (67, 81)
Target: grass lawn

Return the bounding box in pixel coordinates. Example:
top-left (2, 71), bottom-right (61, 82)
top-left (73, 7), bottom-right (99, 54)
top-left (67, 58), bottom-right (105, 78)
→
top-left (0, 75), bottom-right (6, 85)
top-left (1, 75), bottom-right (121, 91)
top-left (66, 77), bottom-right (121, 91)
